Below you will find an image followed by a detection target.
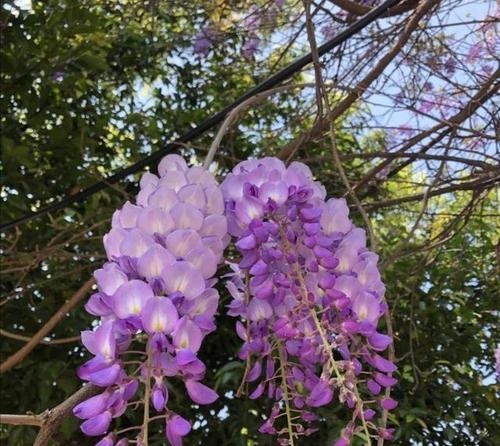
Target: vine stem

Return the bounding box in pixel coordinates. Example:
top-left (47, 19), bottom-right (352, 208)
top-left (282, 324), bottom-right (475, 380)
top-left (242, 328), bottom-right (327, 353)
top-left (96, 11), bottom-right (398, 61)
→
top-left (277, 340), bottom-right (295, 446)
top-left (141, 347), bottom-right (152, 446)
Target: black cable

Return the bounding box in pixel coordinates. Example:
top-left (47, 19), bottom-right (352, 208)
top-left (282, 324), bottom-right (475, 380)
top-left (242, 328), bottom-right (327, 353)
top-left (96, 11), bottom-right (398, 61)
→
top-left (1, 0), bottom-right (403, 231)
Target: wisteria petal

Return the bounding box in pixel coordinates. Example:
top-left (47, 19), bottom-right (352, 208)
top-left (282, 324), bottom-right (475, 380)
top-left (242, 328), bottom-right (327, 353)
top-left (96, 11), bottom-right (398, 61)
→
top-left (80, 411), bottom-right (112, 436)
top-left (138, 246), bottom-right (176, 279)
top-left (178, 184), bottom-right (206, 209)
top-left (172, 317), bottom-right (203, 352)
top-left (170, 202), bottom-right (204, 230)
top-left (119, 229), bottom-right (153, 258)
top-left (158, 154), bottom-right (188, 175)
top-left (73, 392), bottom-right (110, 419)
top-left (142, 296), bottom-right (178, 334)
top-left (148, 185), bottom-right (179, 212)
top-left (113, 280), bottom-right (154, 319)
top-left (94, 263), bottom-right (128, 295)
top-left (165, 229), bottom-right (202, 258)
top-left (103, 228), bottom-right (127, 260)
top-left (185, 379), bottom-right (218, 404)
top-left (184, 247), bottom-right (217, 278)
top-left (162, 261), bottom-right (205, 300)
top-left (137, 206), bottom-right (175, 236)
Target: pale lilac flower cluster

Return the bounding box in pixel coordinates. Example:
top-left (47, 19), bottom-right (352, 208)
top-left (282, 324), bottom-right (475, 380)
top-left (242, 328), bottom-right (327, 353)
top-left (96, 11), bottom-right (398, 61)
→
top-left (75, 155), bottom-right (227, 446)
top-left (222, 157), bottom-right (397, 445)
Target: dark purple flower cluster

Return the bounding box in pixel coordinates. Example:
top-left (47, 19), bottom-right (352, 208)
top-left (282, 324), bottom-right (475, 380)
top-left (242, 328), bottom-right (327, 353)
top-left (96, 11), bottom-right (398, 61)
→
top-left (222, 157), bottom-right (397, 445)
top-left (75, 155), bottom-right (228, 445)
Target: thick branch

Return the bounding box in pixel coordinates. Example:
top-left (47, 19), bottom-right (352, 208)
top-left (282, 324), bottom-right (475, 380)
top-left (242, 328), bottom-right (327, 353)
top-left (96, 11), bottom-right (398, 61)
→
top-left (0, 278), bottom-right (94, 374)
top-left (328, 0), bottom-right (420, 17)
top-left (0, 384), bottom-right (99, 446)
top-left (0, 414), bottom-right (42, 427)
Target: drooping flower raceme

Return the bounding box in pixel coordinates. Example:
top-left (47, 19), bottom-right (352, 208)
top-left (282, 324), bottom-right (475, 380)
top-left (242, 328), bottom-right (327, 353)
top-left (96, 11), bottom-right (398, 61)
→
top-left (75, 154), bottom-right (227, 445)
top-left (222, 157), bottom-right (397, 445)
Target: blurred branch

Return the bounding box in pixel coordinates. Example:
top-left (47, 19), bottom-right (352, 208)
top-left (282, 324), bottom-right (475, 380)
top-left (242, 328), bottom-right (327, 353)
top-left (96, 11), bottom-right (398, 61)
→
top-left (0, 384), bottom-right (99, 446)
top-left (0, 329), bottom-right (80, 345)
top-left (0, 278), bottom-right (94, 374)
top-left (363, 169), bottom-right (499, 211)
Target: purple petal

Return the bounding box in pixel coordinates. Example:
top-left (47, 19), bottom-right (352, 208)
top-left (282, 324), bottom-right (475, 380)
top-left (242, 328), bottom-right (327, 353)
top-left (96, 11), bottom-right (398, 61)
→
top-left (85, 292), bottom-right (113, 317)
top-left (119, 229), bottom-right (154, 258)
top-left (204, 185), bottom-right (225, 214)
top-left (113, 280), bottom-right (154, 319)
top-left (160, 170), bottom-right (188, 192)
top-left (185, 380), bottom-right (218, 404)
top-left (178, 184), bottom-right (206, 209)
top-left (116, 202), bottom-right (141, 228)
top-left (170, 203), bottom-right (204, 231)
top-left (306, 380), bottom-right (333, 407)
top-left (352, 292), bottom-right (380, 324)
top-left (166, 414), bottom-right (191, 446)
top-left (321, 198), bottom-right (352, 235)
top-left (152, 382), bottom-right (168, 412)
top-left (162, 261), bottom-right (205, 300)
top-left (80, 411), bottom-right (112, 436)
top-left (380, 397), bottom-right (398, 410)
top-left (81, 320), bottom-right (116, 359)
top-left (172, 317), bottom-right (203, 352)
top-left (200, 215), bottom-right (227, 238)
top-left (247, 298), bottom-right (273, 321)
top-left (184, 247), bottom-right (217, 278)
top-left (368, 332), bottom-right (392, 351)
top-left (137, 206), bottom-right (174, 236)
top-left (149, 185), bottom-right (179, 212)
top-left (103, 228), bottom-right (127, 260)
top-left (374, 372), bottom-right (397, 388)
top-left (236, 233), bottom-right (257, 250)
top-left (94, 263), bottom-right (128, 295)
top-left (235, 197), bottom-right (264, 225)
top-left (247, 361), bottom-right (262, 382)
top-left (249, 382), bottom-right (265, 399)
top-left (95, 433), bottom-right (116, 446)
top-left (169, 414), bottom-right (191, 436)
top-left (370, 354), bottom-right (397, 373)
top-left (158, 154), bottom-right (188, 175)
top-left (175, 349), bottom-right (197, 366)
top-left (367, 379), bottom-right (381, 395)
top-left (165, 229), bottom-right (202, 258)
top-left (73, 392), bottom-right (110, 419)
top-left (364, 408), bottom-right (376, 420)
top-left (142, 296), bottom-right (179, 334)
top-left (259, 181), bottom-right (288, 206)
top-left (89, 363), bottom-right (121, 387)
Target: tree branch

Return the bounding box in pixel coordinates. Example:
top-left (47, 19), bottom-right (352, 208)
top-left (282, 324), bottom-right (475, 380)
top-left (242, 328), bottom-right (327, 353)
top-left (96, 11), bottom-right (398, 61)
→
top-left (277, 0), bottom-right (440, 160)
top-left (0, 329), bottom-right (81, 345)
top-left (0, 414), bottom-right (42, 427)
top-left (0, 278), bottom-right (94, 374)
top-left (328, 0), bottom-right (420, 17)
top-left (0, 384), bottom-right (99, 446)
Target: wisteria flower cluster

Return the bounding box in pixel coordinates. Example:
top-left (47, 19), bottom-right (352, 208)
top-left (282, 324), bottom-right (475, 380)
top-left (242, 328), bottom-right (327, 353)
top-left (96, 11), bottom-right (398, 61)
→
top-left (221, 158), bottom-right (397, 445)
top-left (74, 154), bottom-right (228, 446)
